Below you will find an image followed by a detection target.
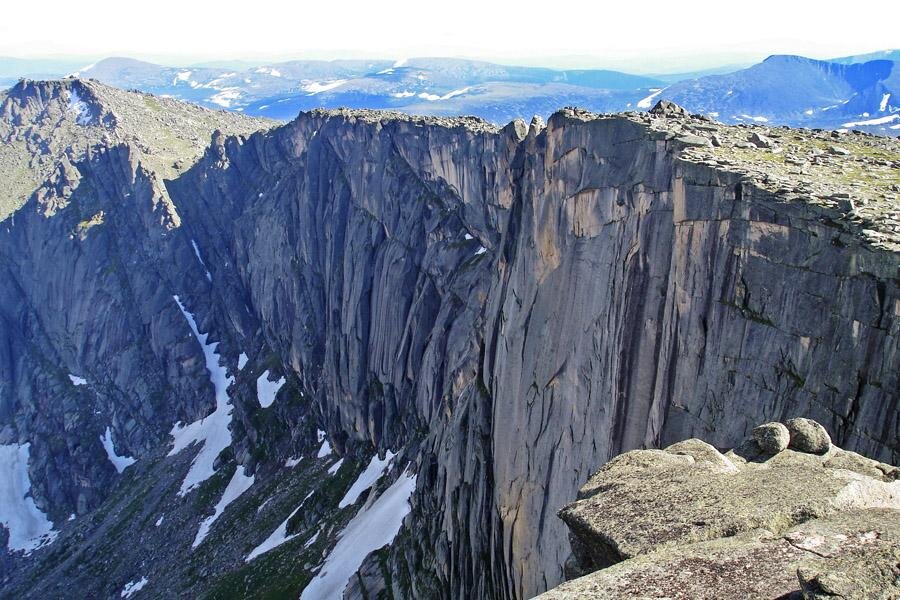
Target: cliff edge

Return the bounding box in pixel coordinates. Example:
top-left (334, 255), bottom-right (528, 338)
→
top-left (541, 418), bottom-right (900, 599)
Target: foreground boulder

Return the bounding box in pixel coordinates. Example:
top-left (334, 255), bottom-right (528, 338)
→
top-left (540, 419), bottom-right (900, 599)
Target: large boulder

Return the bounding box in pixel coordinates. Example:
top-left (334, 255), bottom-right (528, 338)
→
top-left (540, 419), bottom-right (900, 599)
top-left (786, 417), bottom-right (833, 454)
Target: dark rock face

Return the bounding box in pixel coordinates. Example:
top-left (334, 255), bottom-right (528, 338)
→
top-left (1, 88), bottom-right (898, 599)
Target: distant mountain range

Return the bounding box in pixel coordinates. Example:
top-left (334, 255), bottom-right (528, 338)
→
top-left (2, 51), bottom-right (897, 133)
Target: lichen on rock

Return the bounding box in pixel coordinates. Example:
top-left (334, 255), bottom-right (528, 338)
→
top-left (544, 419), bottom-right (900, 599)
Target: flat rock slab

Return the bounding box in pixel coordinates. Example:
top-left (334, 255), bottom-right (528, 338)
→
top-left (559, 440), bottom-right (900, 566)
top-left (537, 509), bottom-right (900, 600)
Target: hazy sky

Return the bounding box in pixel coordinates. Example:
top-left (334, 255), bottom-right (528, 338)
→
top-left (4, 0), bottom-right (898, 71)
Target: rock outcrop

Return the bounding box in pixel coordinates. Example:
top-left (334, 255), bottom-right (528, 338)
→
top-left (542, 419), bottom-right (900, 599)
top-left (0, 83), bottom-right (898, 599)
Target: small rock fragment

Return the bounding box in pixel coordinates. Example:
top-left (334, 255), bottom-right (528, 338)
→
top-left (649, 100), bottom-right (689, 118)
top-left (786, 418), bottom-right (832, 454)
top-left (753, 422), bottom-right (790, 454)
top-left (749, 132), bottom-right (774, 149)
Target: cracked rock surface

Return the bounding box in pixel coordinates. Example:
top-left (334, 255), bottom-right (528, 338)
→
top-left (543, 420), bottom-right (900, 599)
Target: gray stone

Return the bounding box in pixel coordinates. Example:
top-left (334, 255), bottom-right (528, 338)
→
top-left (543, 428), bottom-right (900, 600)
top-left (649, 99), bottom-right (689, 117)
top-left (753, 422), bottom-right (790, 454)
top-left (749, 132), bottom-right (774, 148)
top-left (786, 418), bottom-right (832, 454)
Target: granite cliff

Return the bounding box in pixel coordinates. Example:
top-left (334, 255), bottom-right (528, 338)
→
top-left (0, 81), bottom-right (897, 599)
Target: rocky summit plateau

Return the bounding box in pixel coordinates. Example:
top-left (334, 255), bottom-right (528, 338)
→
top-left (541, 418), bottom-right (900, 599)
top-left (0, 78), bottom-right (897, 599)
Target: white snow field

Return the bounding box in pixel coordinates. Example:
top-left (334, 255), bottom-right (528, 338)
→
top-left (0, 443), bottom-right (58, 553)
top-left (121, 576), bottom-right (149, 598)
top-left (192, 466), bottom-right (255, 548)
top-left (100, 427), bottom-right (136, 473)
top-left (169, 296), bottom-right (236, 496)
top-left (256, 370), bottom-right (286, 408)
top-left (338, 451), bottom-right (396, 508)
top-left (299, 468), bottom-right (417, 600)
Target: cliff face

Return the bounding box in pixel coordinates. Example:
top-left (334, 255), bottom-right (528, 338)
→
top-left (1, 83), bottom-right (897, 599)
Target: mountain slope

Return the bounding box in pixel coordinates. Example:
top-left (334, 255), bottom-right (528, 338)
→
top-left (661, 55), bottom-right (899, 132)
top-left (0, 85), bottom-right (897, 599)
top-left (0, 78), bottom-right (271, 218)
top-left (62, 56), bottom-right (665, 123)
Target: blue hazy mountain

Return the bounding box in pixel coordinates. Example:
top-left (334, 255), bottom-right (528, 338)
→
top-left (830, 49), bottom-right (900, 64)
top-left (49, 56), bottom-right (665, 124)
top-left (659, 55), bottom-right (899, 133)
top-left (3, 52), bottom-right (897, 133)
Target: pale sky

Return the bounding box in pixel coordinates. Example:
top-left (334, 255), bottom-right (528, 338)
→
top-left (3, 0), bottom-right (898, 71)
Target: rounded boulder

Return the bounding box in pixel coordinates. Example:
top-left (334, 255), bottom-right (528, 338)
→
top-left (752, 422), bottom-right (790, 454)
top-left (786, 418), bottom-right (832, 454)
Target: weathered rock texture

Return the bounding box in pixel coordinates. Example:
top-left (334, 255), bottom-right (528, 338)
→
top-left (1, 82), bottom-right (898, 599)
top-left (542, 421), bottom-right (900, 599)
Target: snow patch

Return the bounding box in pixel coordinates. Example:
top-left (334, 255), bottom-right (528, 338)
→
top-left (246, 504), bottom-right (302, 561)
top-left (208, 88), bottom-right (242, 108)
top-left (121, 576), bottom-right (149, 598)
top-left (68, 374), bottom-right (87, 386)
top-left (393, 58), bottom-right (409, 68)
top-left (285, 456), bottom-right (303, 468)
top-left (475, 246), bottom-right (486, 255)
top-left (190, 240), bottom-right (212, 281)
top-left (101, 427), bottom-right (136, 474)
top-left (168, 296), bottom-right (235, 496)
top-left (238, 352), bottom-right (248, 370)
top-left (255, 67), bottom-right (282, 77)
top-left (842, 114), bottom-right (900, 127)
top-left (637, 88), bottom-right (664, 109)
top-left (67, 89), bottom-right (93, 126)
top-left (463, 233), bottom-right (473, 240)
top-left (302, 80), bottom-right (348, 94)
top-left (256, 370), bottom-right (286, 408)
top-left (71, 62), bottom-right (97, 76)
top-left (0, 443), bottom-right (58, 554)
top-left (317, 436), bottom-right (333, 458)
top-left (339, 451), bottom-right (396, 508)
top-left (328, 458), bottom-right (345, 475)
top-left (299, 469), bottom-right (417, 600)
top-left (304, 529), bottom-right (320, 548)
top-left (192, 466), bottom-right (254, 548)
top-left (155, 516), bottom-right (164, 527)
top-left (391, 91), bottom-right (416, 98)
top-left (416, 87), bottom-right (470, 102)
top-left (880, 93), bottom-right (891, 112)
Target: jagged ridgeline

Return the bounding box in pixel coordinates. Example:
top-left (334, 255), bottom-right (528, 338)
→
top-left (0, 79), bottom-right (897, 599)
